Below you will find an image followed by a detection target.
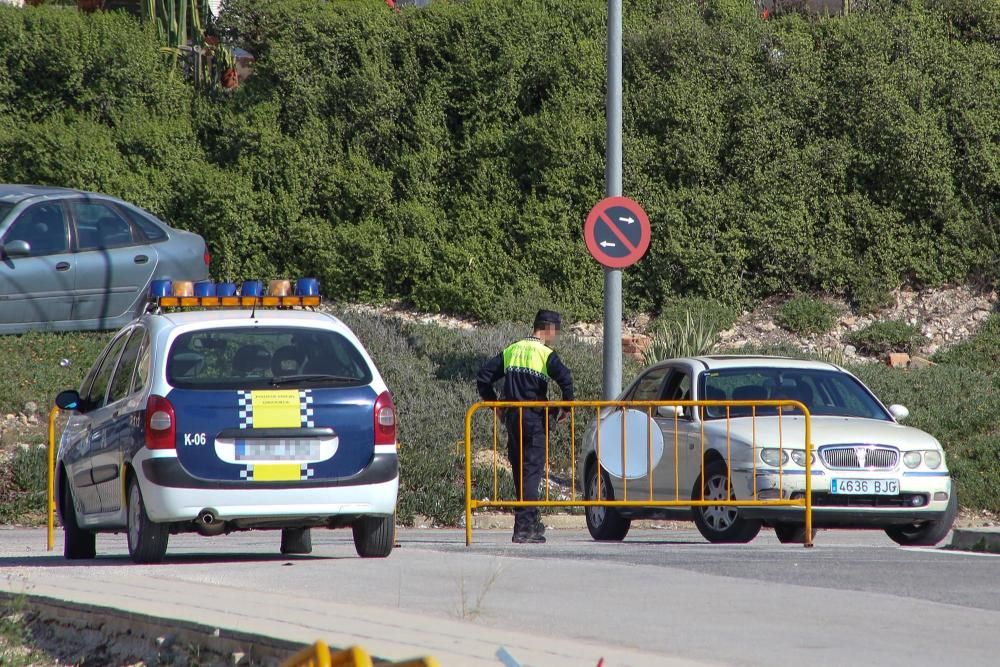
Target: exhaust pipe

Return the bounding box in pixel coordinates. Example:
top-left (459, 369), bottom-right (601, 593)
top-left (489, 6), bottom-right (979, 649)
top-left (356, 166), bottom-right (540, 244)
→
top-left (195, 509), bottom-right (226, 536)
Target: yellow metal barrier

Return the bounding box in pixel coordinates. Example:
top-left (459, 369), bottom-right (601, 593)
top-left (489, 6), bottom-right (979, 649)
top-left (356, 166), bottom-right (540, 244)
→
top-left (463, 399), bottom-right (814, 547)
top-left (280, 642), bottom-right (440, 667)
top-left (47, 405), bottom-right (59, 552)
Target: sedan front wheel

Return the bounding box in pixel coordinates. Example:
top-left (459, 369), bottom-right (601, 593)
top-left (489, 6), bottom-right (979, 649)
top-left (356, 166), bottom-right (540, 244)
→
top-left (692, 460), bottom-right (762, 544)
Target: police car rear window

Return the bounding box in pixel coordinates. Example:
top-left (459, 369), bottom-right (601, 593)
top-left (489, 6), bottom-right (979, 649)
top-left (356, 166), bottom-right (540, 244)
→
top-left (167, 327), bottom-right (372, 390)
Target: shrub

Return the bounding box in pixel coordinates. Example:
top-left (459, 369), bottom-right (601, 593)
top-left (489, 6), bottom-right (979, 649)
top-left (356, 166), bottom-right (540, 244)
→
top-left (932, 315), bottom-right (1000, 370)
top-left (655, 298), bottom-right (738, 336)
top-left (845, 320), bottom-right (924, 357)
top-left (643, 311), bottom-right (718, 365)
top-left (775, 296), bottom-right (837, 336)
top-left (3, 2), bottom-right (1000, 317)
top-left (0, 447), bottom-right (48, 524)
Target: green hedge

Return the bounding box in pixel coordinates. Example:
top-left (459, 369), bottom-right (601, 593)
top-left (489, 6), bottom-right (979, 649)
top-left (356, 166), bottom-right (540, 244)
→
top-left (2, 1), bottom-right (999, 322)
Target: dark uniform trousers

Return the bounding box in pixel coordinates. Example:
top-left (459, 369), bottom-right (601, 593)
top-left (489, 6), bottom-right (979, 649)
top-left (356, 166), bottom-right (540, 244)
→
top-left (504, 408), bottom-right (546, 533)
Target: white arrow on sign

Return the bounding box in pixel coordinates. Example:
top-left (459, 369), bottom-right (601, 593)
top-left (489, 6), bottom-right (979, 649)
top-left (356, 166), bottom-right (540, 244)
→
top-left (619, 216), bottom-right (635, 224)
top-left (599, 240), bottom-right (616, 248)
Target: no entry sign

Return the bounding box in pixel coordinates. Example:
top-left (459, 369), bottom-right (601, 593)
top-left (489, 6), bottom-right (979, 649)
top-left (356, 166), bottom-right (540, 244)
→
top-left (584, 196), bottom-right (651, 269)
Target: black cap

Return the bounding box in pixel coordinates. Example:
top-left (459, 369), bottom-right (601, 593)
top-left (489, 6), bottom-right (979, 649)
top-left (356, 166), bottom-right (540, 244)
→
top-left (533, 309), bottom-right (562, 330)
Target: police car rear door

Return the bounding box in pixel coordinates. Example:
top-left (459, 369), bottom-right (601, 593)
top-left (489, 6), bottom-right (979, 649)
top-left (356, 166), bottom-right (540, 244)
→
top-left (165, 325), bottom-right (378, 485)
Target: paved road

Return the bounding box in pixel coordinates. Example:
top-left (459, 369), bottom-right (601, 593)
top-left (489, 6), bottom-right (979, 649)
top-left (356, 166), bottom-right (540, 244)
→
top-left (0, 527), bottom-right (997, 666)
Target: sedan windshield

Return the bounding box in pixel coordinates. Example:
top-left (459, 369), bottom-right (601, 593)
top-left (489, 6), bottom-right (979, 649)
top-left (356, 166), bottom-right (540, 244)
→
top-left (700, 367), bottom-right (890, 421)
top-left (167, 327), bottom-right (372, 390)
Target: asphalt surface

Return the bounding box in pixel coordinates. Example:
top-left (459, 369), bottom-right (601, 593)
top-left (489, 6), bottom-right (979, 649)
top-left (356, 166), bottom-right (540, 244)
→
top-left (0, 526), bottom-right (998, 666)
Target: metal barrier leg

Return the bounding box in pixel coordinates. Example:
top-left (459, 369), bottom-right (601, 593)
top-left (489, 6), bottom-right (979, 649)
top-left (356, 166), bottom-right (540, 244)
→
top-left (47, 406), bottom-right (58, 552)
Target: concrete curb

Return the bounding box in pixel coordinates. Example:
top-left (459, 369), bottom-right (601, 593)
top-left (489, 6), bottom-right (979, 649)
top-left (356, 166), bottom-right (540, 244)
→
top-left (0, 591), bottom-right (304, 665)
top-left (948, 528), bottom-right (1000, 554)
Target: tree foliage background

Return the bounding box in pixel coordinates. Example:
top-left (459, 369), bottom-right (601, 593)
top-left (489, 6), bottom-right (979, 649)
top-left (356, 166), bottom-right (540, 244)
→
top-left (1, 0), bottom-right (998, 321)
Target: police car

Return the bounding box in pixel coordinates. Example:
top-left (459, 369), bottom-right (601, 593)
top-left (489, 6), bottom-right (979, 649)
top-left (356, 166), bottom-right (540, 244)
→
top-left (54, 279), bottom-right (399, 563)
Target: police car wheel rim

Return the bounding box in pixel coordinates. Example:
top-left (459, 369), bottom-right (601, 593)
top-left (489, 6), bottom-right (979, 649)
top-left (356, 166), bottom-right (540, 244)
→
top-left (702, 474), bottom-right (737, 531)
top-left (586, 470), bottom-right (606, 525)
top-left (128, 483), bottom-right (141, 549)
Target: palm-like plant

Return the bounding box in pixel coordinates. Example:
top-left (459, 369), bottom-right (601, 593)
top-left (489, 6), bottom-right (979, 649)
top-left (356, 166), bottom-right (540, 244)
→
top-left (642, 311), bottom-right (718, 366)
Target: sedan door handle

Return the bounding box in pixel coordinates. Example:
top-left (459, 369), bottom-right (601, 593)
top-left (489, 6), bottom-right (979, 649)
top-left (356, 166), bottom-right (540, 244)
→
top-left (55, 262), bottom-right (71, 272)
top-left (133, 255), bottom-right (149, 264)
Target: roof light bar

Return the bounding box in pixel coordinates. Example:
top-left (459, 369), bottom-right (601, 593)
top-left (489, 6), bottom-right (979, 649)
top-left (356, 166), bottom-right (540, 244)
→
top-left (150, 278), bottom-right (321, 309)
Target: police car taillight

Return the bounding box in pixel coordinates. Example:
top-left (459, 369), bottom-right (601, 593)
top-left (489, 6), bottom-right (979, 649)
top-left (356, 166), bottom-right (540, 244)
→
top-left (374, 391), bottom-right (396, 446)
top-left (145, 395), bottom-right (176, 450)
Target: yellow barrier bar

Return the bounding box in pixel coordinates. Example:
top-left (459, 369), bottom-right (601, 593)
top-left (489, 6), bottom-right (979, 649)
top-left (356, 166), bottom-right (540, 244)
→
top-left (464, 403), bottom-right (474, 546)
top-left (47, 406), bottom-right (58, 552)
top-left (330, 647), bottom-right (373, 667)
top-left (492, 407), bottom-right (498, 501)
top-left (805, 411), bottom-right (814, 548)
top-left (464, 399), bottom-right (816, 547)
top-left (281, 641), bottom-right (333, 667)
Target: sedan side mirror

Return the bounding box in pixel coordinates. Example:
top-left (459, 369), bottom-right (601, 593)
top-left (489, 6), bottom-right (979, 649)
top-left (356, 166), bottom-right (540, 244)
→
top-left (55, 389), bottom-right (82, 411)
top-left (656, 405), bottom-right (684, 418)
top-left (888, 404), bottom-right (909, 422)
top-left (1, 240), bottom-right (31, 258)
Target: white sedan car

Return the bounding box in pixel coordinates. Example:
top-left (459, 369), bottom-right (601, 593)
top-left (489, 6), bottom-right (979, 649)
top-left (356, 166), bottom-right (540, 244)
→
top-left (580, 356), bottom-right (955, 546)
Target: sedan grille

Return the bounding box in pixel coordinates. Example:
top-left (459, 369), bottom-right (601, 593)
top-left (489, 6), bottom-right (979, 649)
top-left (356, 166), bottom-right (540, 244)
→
top-left (820, 445), bottom-right (898, 470)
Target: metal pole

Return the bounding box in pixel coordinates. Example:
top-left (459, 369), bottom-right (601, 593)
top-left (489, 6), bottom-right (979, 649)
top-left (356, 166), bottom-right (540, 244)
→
top-left (602, 0), bottom-right (623, 400)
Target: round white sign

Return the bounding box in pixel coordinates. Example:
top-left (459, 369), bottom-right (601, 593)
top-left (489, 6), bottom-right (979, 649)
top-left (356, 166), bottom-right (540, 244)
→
top-left (597, 409), bottom-right (664, 480)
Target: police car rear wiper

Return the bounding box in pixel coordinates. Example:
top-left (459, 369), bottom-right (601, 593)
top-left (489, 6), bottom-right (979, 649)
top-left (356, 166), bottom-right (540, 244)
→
top-left (269, 374), bottom-right (359, 386)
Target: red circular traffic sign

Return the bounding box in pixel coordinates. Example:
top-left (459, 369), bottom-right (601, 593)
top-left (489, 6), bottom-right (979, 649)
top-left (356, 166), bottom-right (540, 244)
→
top-left (584, 196), bottom-right (651, 269)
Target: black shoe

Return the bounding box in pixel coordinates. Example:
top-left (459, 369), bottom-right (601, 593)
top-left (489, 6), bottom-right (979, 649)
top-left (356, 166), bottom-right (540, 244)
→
top-left (512, 532), bottom-right (546, 544)
top-left (531, 521), bottom-right (546, 538)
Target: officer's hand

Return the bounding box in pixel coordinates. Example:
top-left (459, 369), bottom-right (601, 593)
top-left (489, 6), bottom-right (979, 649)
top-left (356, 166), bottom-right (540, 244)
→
top-left (555, 408), bottom-right (570, 423)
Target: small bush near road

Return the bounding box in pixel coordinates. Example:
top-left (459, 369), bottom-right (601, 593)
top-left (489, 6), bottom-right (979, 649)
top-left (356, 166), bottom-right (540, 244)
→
top-left (932, 315), bottom-right (1000, 370)
top-left (775, 297), bottom-right (837, 336)
top-left (0, 447), bottom-right (48, 525)
top-left (643, 311), bottom-right (718, 365)
top-left (845, 320), bottom-right (924, 356)
top-left (656, 298), bottom-right (738, 336)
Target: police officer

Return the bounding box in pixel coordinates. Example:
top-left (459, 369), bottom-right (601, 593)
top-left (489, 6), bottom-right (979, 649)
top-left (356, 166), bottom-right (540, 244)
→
top-left (476, 310), bottom-right (575, 543)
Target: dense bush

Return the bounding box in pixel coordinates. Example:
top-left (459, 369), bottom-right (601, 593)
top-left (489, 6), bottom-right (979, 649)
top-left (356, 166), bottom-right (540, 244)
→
top-left (845, 320), bottom-right (924, 356)
top-left (775, 296), bottom-right (838, 335)
top-left (2, 1), bottom-right (1000, 321)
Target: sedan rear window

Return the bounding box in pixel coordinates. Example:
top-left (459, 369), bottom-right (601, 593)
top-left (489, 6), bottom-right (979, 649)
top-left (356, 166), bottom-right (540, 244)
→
top-left (168, 327), bottom-right (372, 390)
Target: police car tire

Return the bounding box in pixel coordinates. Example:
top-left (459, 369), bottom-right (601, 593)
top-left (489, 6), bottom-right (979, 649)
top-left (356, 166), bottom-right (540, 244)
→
top-left (62, 483), bottom-right (96, 560)
top-left (773, 523), bottom-right (817, 544)
top-left (127, 478), bottom-right (169, 564)
top-left (280, 528), bottom-right (312, 555)
top-left (353, 515), bottom-right (394, 558)
top-left (884, 491), bottom-right (957, 547)
top-left (691, 460), bottom-right (762, 544)
top-left (585, 464), bottom-right (631, 542)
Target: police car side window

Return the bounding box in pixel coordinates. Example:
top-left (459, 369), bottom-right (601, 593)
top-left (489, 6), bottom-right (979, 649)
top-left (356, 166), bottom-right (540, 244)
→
top-left (85, 333), bottom-right (129, 411)
top-left (108, 330), bottom-right (145, 405)
top-left (131, 336), bottom-right (151, 395)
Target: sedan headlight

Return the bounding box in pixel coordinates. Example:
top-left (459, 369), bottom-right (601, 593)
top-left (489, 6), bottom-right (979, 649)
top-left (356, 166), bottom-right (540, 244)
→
top-left (902, 451), bottom-right (922, 469)
top-left (789, 450), bottom-right (814, 467)
top-left (924, 450), bottom-right (942, 469)
top-left (760, 448), bottom-right (788, 467)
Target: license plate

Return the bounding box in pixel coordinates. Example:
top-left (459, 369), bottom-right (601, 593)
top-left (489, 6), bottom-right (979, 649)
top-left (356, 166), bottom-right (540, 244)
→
top-left (830, 478), bottom-right (899, 495)
top-left (235, 439), bottom-right (321, 462)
